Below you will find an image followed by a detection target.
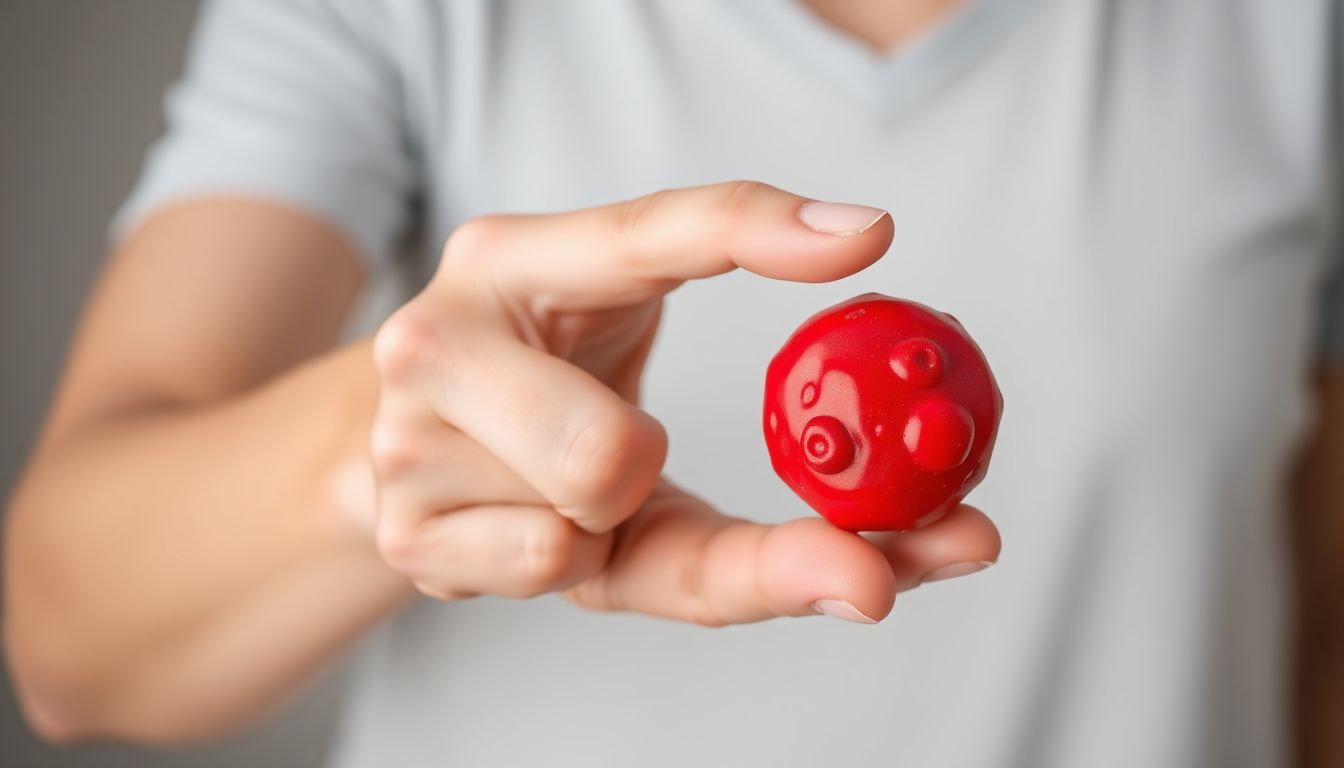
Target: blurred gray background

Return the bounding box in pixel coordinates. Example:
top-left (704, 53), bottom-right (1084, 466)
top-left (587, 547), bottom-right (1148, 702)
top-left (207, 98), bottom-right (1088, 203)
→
top-left (0, 2), bottom-right (342, 766)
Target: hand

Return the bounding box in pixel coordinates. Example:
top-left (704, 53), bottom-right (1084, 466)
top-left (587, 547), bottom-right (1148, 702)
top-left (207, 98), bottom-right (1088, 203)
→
top-left (370, 181), bottom-right (1001, 625)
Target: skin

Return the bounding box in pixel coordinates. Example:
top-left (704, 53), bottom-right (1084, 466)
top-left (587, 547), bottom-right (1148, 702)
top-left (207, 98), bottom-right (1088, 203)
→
top-left (800, 0), bottom-right (965, 51)
top-left (3, 183), bottom-right (1001, 745)
top-left (2, 4), bottom-right (1337, 766)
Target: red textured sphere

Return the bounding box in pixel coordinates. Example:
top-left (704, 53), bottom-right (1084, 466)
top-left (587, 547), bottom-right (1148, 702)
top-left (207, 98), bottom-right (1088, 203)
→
top-left (763, 293), bottom-right (1003, 532)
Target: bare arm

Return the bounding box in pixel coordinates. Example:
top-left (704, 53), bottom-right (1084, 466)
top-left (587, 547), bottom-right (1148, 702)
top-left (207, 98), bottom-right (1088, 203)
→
top-left (1291, 366), bottom-right (1344, 768)
top-left (3, 200), bottom-right (410, 744)
top-left (3, 182), bottom-right (1004, 749)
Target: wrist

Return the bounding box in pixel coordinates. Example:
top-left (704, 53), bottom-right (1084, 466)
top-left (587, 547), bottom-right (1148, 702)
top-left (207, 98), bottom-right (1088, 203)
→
top-left (306, 340), bottom-right (392, 563)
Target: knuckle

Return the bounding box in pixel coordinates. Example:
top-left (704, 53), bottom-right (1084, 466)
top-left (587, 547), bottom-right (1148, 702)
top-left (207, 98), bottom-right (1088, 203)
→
top-left (608, 189), bottom-right (671, 240)
top-left (372, 307), bottom-right (440, 385)
top-left (514, 516), bottom-right (581, 596)
top-left (442, 215), bottom-right (509, 266)
top-left (412, 581), bottom-right (461, 601)
top-left (368, 421), bottom-right (421, 479)
top-left (562, 578), bottom-right (614, 612)
top-left (375, 518), bottom-right (421, 574)
top-left (686, 611), bottom-right (729, 630)
top-left (557, 410), bottom-right (651, 508)
top-left (676, 552), bottom-right (726, 628)
top-left (712, 180), bottom-right (771, 224)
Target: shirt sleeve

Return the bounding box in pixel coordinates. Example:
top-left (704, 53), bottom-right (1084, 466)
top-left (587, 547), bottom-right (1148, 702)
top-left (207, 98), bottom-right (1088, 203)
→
top-left (110, 0), bottom-right (417, 266)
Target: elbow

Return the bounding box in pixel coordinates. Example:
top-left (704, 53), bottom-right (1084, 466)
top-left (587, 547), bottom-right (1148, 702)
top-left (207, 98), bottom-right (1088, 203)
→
top-left (3, 476), bottom-right (273, 747)
top-left (6, 614), bottom-right (271, 747)
top-left (4, 513), bottom-right (92, 744)
top-left (4, 631), bottom-right (98, 746)
top-left (4, 558), bottom-right (196, 747)
top-left (12, 686), bottom-right (89, 747)
top-left (4, 492), bottom-right (97, 744)
top-left (4, 633), bottom-right (236, 747)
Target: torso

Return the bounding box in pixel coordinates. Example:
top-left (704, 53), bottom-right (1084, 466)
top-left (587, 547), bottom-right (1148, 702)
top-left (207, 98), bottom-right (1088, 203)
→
top-left (332, 2), bottom-right (1332, 765)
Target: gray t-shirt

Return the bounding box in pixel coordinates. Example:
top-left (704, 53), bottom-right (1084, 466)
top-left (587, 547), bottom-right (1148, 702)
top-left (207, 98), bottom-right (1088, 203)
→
top-left (115, 1), bottom-right (1344, 766)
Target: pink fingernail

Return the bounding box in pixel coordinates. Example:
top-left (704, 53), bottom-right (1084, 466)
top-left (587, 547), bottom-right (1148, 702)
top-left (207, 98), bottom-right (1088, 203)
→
top-left (920, 560), bottom-right (994, 584)
top-left (812, 599), bottom-right (878, 624)
top-left (798, 201), bottom-right (888, 236)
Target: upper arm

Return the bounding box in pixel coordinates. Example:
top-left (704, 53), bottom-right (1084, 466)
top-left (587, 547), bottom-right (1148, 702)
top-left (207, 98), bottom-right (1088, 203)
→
top-left (44, 0), bottom-right (418, 441)
top-left (43, 201), bottom-right (365, 444)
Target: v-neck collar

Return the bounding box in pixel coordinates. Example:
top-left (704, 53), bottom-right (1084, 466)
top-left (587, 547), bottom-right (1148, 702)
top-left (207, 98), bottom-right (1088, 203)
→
top-left (722, 0), bottom-right (1039, 117)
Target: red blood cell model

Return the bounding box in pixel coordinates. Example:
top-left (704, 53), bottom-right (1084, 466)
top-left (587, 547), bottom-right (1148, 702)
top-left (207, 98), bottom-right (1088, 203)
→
top-left (763, 293), bottom-right (1003, 532)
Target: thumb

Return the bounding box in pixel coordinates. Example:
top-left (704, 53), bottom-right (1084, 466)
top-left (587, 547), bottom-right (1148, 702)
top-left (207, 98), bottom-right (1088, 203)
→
top-left (566, 485), bottom-right (900, 626)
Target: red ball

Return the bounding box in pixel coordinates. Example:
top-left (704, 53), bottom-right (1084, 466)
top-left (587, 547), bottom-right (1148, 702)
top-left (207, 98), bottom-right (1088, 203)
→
top-left (763, 294), bottom-right (1003, 532)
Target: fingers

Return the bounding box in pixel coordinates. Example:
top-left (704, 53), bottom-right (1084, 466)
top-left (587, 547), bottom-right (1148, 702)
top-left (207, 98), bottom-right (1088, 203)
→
top-left (375, 311), bottom-right (667, 534)
top-left (454, 341), bottom-right (666, 534)
top-left (370, 397), bottom-right (547, 509)
top-left (370, 291), bottom-right (663, 602)
top-left (566, 486), bottom-right (999, 627)
top-left (445, 181), bottom-right (893, 311)
top-left (867, 504), bottom-right (1002, 591)
top-left (378, 504), bottom-right (614, 600)
top-left (371, 327), bottom-right (641, 594)
top-left (369, 181), bottom-right (897, 607)
top-left (382, 180), bottom-right (890, 535)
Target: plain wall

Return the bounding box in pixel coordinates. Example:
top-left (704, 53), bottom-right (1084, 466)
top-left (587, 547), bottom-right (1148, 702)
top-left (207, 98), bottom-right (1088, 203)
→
top-left (0, 2), bottom-right (342, 766)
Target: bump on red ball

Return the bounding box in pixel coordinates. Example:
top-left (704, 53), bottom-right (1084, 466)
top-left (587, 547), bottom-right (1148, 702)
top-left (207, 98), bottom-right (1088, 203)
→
top-left (763, 293), bottom-right (1003, 532)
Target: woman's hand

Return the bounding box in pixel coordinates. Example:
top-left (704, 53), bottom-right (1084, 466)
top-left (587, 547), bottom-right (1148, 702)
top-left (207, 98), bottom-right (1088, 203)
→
top-left (371, 181), bottom-right (1001, 625)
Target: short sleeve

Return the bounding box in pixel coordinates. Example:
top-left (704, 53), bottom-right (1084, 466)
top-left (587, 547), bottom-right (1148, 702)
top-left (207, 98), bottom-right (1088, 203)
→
top-left (111, 0), bottom-right (417, 266)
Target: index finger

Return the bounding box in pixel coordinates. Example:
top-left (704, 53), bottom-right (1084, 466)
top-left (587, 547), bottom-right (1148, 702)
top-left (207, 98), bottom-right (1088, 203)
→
top-left (447, 181), bottom-right (892, 310)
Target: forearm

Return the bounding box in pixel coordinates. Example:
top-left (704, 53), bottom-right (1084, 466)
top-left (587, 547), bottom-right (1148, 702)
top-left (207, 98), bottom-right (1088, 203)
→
top-left (3, 339), bottom-right (411, 744)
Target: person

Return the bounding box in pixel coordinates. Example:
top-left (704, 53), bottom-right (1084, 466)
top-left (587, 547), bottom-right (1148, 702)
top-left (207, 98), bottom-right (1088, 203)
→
top-left (5, 0), bottom-right (1342, 765)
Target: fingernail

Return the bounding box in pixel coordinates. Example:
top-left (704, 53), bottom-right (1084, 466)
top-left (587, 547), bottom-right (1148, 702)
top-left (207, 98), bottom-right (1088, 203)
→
top-left (798, 201), bottom-right (888, 236)
top-left (811, 599), bottom-right (878, 624)
top-left (920, 560), bottom-right (994, 584)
